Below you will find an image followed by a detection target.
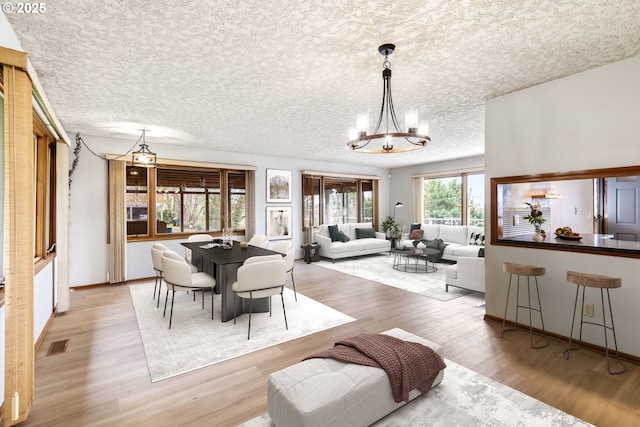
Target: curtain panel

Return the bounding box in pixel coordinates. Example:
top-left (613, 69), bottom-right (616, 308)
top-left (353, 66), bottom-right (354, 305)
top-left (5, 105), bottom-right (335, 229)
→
top-left (108, 160), bottom-right (127, 283)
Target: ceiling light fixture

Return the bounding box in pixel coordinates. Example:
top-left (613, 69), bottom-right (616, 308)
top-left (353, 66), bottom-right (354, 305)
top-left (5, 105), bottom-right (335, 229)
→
top-left (131, 130), bottom-right (157, 168)
top-left (348, 44), bottom-right (430, 154)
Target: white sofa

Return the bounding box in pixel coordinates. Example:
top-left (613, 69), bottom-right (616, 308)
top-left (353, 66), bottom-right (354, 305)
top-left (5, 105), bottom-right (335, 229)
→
top-left (314, 222), bottom-right (391, 262)
top-left (399, 224), bottom-right (485, 262)
top-left (445, 257), bottom-right (485, 293)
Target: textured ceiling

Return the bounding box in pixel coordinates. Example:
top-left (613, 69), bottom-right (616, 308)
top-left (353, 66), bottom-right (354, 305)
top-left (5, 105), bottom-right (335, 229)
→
top-left (6, 1), bottom-right (640, 168)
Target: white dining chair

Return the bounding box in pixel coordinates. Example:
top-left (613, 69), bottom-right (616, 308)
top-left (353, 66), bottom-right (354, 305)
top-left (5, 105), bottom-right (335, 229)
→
top-left (161, 250), bottom-right (217, 329)
top-left (184, 233), bottom-right (214, 266)
top-left (271, 242), bottom-right (296, 301)
top-left (232, 259), bottom-right (287, 339)
top-left (151, 243), bottom-right (170, 305)
top-left (247, 234), bottom-right (269, 248)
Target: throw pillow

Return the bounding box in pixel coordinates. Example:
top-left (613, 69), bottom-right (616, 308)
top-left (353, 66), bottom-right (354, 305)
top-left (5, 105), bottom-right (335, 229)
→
top-left (355, 228), bottom-right (376, 239)
top-left (409, 229), bottom-right (424, 240)
top-left (478, 247), bottom-right (485, 257)
top-left (469, 233), bottom-right (479, 245)
top-left (410, 223), bottom-right (421, 232)
top-left (335, 230), bottom-right (350, 242)
top-left (328, 224), bottom-right (339, 242)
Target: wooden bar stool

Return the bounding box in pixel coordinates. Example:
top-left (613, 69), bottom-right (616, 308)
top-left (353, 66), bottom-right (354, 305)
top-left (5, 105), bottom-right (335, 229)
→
top-left (500, 262), bottom-right (549, 349)
top-left (564, 271), bottom-right (626, 375)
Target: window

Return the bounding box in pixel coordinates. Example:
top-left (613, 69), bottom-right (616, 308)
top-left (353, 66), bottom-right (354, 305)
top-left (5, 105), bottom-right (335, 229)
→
top-left (419, 172), bottom-right (484, 226)
top-left (302, 173), bottom-right (379, 231)
top-left (126, 165), bottom-right (249, 239)
top-left (466, 173), bottom-right (485, 226)
top-left (423, 176), bottom-right (462, 225)
top-left (34, 120), bottom-right (57, 265)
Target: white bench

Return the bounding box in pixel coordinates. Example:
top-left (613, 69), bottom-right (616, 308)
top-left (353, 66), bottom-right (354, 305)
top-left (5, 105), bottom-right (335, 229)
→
top-left (267, 328), bottom-right (445, 427)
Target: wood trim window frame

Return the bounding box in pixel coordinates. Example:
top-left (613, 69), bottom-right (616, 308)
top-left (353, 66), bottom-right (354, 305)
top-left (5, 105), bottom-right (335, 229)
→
top-left (302, 172), bottom-right (380, 230)
top-left (125, 164), bottom-right (254, 241)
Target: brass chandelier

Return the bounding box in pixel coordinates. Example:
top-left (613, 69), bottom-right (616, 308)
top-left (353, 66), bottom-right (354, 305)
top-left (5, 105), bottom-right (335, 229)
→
top-left (348, 44), bottom-right (430, 154)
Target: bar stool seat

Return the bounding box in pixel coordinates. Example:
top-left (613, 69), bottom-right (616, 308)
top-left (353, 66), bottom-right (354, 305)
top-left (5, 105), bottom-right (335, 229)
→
top-left (500, 262), bottom-right (549, 349)
top-left (564, 271), bottom-right (626, 375)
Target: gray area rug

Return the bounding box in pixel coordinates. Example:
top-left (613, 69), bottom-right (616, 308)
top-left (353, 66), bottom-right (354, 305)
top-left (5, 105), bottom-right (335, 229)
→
top-left (238, 359), bottom-right (593, 427)
top-left (129, 283), bottom-right (354, 382)
top-left (315, 253), bottom-right (474, 301)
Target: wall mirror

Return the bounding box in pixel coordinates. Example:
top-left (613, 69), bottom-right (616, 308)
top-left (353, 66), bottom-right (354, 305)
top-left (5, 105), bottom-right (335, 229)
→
top-left (491, 165), bottom-right (640, 258)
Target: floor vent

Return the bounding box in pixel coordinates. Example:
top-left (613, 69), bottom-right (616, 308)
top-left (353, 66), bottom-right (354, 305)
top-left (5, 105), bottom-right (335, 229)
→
top-left (47, 339), bottom-right (69, 356)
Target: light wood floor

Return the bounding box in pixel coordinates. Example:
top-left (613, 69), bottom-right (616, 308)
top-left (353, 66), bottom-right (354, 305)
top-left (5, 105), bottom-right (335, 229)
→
top-left (22, 260), bottom-right (640, 427)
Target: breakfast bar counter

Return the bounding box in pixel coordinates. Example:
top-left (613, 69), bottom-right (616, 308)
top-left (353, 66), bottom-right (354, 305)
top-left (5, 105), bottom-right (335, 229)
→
top-left (496, 233), bottom-right (640, 258)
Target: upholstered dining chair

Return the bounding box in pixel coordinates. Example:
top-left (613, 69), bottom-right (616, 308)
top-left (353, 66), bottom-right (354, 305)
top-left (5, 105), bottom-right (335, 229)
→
top-left (151, 243), bottom-right (170, 305)
top-left (271, 242), bottom-right (296, 301)
top-left (161, 250), bottom-right (216, 329)
top-left (247, 234), bottom-right (269, 248)
top-left (231, 258), bottom-right (287, 339)
top-left (184, 233), bottom-right (214, 266)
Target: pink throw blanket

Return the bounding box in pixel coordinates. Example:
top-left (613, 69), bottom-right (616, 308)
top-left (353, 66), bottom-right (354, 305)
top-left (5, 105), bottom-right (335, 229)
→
top-left (303, 333), bottom-right (446, 403)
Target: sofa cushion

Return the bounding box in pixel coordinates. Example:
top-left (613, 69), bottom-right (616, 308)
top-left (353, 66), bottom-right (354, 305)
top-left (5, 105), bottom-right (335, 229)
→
top-left (419, 224), bottom-right (440, 240)
top-left (328, 225), bottom-right (339, 242)
top-left (355, 227), bottom-right (376, 239)
top-left (452, 245), bottom-right (484, 258)
top-left (439, 225), bottom-right (469, 246)
top-left (335, 230), bottom-right (350, 242)
top-left (409, 229), bottom-right (424, 240)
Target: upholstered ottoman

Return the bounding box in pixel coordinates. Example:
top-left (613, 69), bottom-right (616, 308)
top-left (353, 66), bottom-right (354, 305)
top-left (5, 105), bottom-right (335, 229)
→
top-left (267, 328), bottom-right (445, 427)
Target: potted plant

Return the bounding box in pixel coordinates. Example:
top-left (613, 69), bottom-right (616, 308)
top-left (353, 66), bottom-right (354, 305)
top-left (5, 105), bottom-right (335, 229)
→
top-left (382, 216), bottom-right (404, 247)
top-left (381, 215), bottom-right (397, 238)
top-left (524, 201), bottom-right (546, 241)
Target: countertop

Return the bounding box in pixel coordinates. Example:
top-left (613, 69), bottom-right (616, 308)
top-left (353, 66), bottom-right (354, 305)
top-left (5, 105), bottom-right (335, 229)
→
top-left (497, 233), bottom-right (640, 256)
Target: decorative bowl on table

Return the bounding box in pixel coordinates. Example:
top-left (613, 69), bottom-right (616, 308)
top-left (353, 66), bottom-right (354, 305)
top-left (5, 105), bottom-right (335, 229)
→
top-left (555, 226), bottom-right (582, 240)
top-left (239, 241), bottom-right (249, 248)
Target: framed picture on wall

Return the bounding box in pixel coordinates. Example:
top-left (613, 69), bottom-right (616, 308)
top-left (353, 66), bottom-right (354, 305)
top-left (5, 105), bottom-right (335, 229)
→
top-left (266, 206), bottom-right (292, 240)
top-left (266, 169), bottom-right (292, 203)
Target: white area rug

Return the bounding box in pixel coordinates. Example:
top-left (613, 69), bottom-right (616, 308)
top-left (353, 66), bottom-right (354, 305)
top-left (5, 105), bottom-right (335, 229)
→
top-left (129, 283), bottom-right (354, 382)
top-left (315, 253), bottom-right (475, 301)
top-left (238, 359), bottom-right (592, 427)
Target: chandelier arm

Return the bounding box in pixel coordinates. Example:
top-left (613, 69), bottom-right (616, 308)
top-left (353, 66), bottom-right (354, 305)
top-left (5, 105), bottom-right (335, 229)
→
top-left (385, 80), bottom-right (404, 133)
top-left (371, 72), bottom-right (387, 135)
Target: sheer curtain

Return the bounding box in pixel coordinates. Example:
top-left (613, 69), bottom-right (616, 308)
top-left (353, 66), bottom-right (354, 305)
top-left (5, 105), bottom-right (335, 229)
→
top-left (108, 160), bottom-right (127, 283)
top-left (413, 176), bottom-right (424, 223)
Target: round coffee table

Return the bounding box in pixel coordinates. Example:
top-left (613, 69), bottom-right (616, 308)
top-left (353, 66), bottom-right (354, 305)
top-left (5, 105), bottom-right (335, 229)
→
top-left (392, 246), bottom-right (439, 273)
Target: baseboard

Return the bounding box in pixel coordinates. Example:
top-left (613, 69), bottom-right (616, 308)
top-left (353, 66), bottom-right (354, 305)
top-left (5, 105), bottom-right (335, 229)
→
top-left (484, 314), bottom-right (640, 366)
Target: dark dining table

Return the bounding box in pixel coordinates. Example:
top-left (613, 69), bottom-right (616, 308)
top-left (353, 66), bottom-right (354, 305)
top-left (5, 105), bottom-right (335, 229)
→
top-left (181, 240), bottom-right (282, 322)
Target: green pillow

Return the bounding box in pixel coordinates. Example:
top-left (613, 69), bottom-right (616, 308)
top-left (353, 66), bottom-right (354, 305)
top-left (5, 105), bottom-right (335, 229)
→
top-left (478, 247), bottom-right (485, 257)
top-left (335, 230), bottom-right (351, 242)
top-left (355, 228), bottom-right (376, 239)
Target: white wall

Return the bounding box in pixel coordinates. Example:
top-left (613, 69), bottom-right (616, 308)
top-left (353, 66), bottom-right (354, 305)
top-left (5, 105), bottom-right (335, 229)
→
top-left (0, 12), bottom-right (23, 51)
top-left (34, 263), bottom-right (54, 341)
top-left (68, 135), bottom-right (389, 285)
top-left (486, 55), bottom-right (640, 356)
